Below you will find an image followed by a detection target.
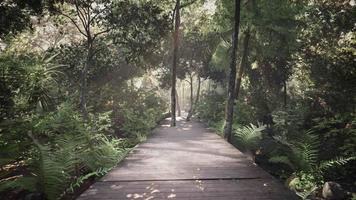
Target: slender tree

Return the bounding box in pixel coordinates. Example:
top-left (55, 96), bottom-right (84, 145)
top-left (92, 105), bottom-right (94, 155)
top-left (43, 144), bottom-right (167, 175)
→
top-left (186, 74), bottom-right (201, 121)
top-left (234, 29), bottom-right (250, 100)
top-left (186, 72), bottom-right (194, 120)
top-left (57, 0), bottom-right (111, 119)
top-left (171, 0), bottom-right (180, 126)
top-left (223, 0), bottom-right (242, 143)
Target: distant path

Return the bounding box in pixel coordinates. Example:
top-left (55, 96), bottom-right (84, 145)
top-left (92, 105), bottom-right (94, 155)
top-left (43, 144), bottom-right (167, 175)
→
top-left (78, 117), bottom-right (299, 200)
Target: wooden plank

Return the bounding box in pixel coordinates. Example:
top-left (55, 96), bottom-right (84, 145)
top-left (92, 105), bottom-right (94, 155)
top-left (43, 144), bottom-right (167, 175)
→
top-left (78, 118), bottom-right (299, 200)
top-left (78, 179), bottom-right (298, 200)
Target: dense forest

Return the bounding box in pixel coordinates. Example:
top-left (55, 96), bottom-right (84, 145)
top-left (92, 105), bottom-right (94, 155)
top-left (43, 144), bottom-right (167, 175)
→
top-left (0, 0), bottom-right (355, 199)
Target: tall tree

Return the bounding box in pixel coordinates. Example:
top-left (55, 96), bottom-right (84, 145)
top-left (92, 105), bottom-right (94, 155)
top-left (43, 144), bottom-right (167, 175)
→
top-left (171, 0), bottom-right (180, 126)
top-left (223, 0), bottom-right (241, 143)
top-left (56, 0), bottom-right (113, 119)
top-left (234, 29), bottom-right (250, 100)
top-left (56, 0), bottom-right (169, 119)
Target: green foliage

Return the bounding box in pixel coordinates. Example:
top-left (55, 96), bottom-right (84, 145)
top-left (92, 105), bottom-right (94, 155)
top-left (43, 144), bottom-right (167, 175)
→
top-left (233, 123), bottom-right (266, 152)
top-left (270, 132), bottom-right (319, 171)
top-left (0, 0), bottom-right (59, 37)
top-left (209, 120), bottom-right (225, 136)
top-left (233, 101), bottom-right (257, 125)
top-left (318, 156), bottom-right (356, 173)
top-left (1, 0), bottom-right (355, 199)
top-left (295, 0), bottom-right (356, 114)
top-left (119, 89), bottom-right (167, 139)
top-left (288, 172), bottom-right (319, 199)
top-left (109, 1), bottom-right (171, 62)
top-left (268, 130), bottom-right (355, 195)
top-left (196, 91), bottom-right (225, 123)
top-left (66, 168), bottom-right (109, 194)
top-left (311, 114), bottom-right (356, 158)
top-left (0, 52), bottom-right (62, 118)
top-left (32, 141), bottom-right (70, 200)
top-left (0, 104), bottom-right (124, 199)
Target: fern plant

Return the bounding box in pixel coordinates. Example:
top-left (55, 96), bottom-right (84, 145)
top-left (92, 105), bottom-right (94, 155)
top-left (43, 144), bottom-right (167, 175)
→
top-left (268, 131), bottom-right (355, 198)
top-left (0, 137), bottom-right (72, 200)
top-left (0, 106), bottom-right (124, 200)
top-left (233, 123), bottom-right (266, 152)
top-left (33, 142), bottom-right (71, 200)
top-left (66, 168), bottom-right (110, 194)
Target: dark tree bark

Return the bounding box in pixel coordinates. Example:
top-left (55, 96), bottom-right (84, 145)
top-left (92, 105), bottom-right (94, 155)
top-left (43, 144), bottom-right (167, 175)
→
top-left (223, 0), bottom-right (242, 143)
top-left (234, 29), bottom-right (250, 100)
top-left (171, 0), bottom-right (180, 127)
top-left (283, 80), bottom-right (287, 108)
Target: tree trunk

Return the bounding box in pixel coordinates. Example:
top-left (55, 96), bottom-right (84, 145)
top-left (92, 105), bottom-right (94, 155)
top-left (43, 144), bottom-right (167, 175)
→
top-left (80, 38), bottom-right (92, 120)
top-left (171, 0), bottom-right (180, 127)
top-left (187, 76), bottom-right (201, 121)
top-left (182, 82), bottom-right (185, 111)
top-left (223, 0), bottom-right (242, 143)
top-left (283, 80), bottom-right (287, 108)
top-left (234, 29), bottom-right (250, 100)
top-left (195, 77), bottom-right (201, 106)
top-left (176, 91), bottom-right (181, 116)
top-left (186, 74), bottom-right (194, 121)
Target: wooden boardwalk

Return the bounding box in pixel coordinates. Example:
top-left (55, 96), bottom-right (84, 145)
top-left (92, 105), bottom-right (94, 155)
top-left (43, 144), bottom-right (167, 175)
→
top-left (78, 118), bottom-right (299, 200)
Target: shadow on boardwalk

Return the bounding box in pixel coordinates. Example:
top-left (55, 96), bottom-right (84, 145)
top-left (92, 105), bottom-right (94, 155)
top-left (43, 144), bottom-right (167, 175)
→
top-left (78, 117), bottom-right (299, 200)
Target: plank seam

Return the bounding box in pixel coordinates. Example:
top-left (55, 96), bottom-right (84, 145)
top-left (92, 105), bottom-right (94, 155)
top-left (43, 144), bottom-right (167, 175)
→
top-left (100, 177), bottom-right (268, 182)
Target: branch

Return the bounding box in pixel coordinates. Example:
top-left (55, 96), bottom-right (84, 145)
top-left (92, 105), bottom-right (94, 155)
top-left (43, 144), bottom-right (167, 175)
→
top-left (90, 8), bottom-right (106, 24)
top-left (60, 12), bottom-right (88, 37)
top-left (171, 2), bottom-right (178, 25)
top-left (86, 1), bottom-right (91, 27)
top-left (75, 0), bottom-right (89, 33)
top-left (93, 28), bottom-right (111, 40)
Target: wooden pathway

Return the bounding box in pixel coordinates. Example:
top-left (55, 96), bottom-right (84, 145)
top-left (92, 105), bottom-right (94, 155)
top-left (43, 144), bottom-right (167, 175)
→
top-left (78, 117), bottom-right (299, 200)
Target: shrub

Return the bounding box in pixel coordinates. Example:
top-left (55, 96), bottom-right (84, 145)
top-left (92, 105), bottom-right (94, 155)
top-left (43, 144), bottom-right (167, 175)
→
top-left (196, 91), bottom-right (225, 123)
top-left (0, 104), bottom-right (124, 200)
top-left (118, 89), bottom-right (167, 139)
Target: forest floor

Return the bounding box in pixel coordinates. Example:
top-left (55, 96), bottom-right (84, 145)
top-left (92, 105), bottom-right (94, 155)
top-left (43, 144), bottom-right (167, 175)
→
top-left (77, 117), bottom-right (299, 200)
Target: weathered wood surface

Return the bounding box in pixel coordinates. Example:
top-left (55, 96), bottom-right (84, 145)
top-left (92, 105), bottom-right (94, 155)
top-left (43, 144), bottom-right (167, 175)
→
top-left (78, 118), bottom-right (299, 200)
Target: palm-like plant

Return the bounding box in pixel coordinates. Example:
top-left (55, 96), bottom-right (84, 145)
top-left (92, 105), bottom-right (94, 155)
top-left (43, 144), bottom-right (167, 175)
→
top-left (28, 53), bottom-right (64, 111)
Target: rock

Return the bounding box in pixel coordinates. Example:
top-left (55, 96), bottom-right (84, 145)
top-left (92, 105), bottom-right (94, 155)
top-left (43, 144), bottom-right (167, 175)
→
top-left (322, 182), bottom-right (347, 200)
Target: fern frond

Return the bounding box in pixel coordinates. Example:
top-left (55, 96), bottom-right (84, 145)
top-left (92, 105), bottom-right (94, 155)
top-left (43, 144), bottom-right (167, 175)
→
top-left (34, 143), bottom-right (70, 200)
top-left (0, 177), bottom-right (37, 192)
top-left (66, 168), bottom-right (110, 193)
top-left (319, 156), bottom-right (356, 172)
top-left (288, 132), bottom-right (319, 171)
top-left (292, 142), bottom-right (318, 170)
top-left (80, 133), bottom-right (120, 171)
top-left (234, 123), bottom-right (266, 151)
